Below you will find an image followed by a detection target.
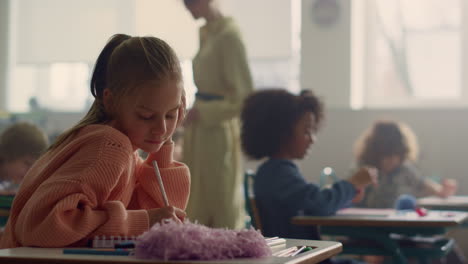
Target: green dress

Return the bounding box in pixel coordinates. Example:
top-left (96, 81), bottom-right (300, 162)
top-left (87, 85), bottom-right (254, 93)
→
top-left (183, 17), bottom-right (253, 229)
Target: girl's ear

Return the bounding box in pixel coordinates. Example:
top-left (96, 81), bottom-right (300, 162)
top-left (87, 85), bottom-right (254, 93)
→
top-left (102, 88), bottom-right (113, 113)
top-left (177, 91), bottom-right (187, 127)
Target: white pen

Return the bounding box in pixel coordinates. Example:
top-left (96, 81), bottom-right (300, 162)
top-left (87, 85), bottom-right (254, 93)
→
top-left (152, 160), bottom-right (169, 206)
top-left (290, 246), bottom-right (306, 257)
top-left (267, 238), bottom-right (287, 247)
top-left (273, 246), bottom-right (297, 257)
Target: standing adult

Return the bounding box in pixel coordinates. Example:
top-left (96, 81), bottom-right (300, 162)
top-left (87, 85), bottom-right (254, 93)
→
top-left (183, 0), bottom-right (253, 229)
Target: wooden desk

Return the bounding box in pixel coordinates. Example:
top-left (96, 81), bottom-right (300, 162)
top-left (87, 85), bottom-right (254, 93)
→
top-left (418, 196), bottom-right (468, 211)
top-left (293, 208), bottom-right (468, 227)
top-left (291, 208), bottom-right (468, 264)
top-left (0, 238), bottom-right (342, 264)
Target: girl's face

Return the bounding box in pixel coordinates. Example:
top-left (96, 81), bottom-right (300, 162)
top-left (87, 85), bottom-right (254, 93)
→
top-left (284, 112), bottom-right (317, 160)
top-left (380, 155), bottom-right (402, 174)
top-left (105, 80), bottom-right (183, 153)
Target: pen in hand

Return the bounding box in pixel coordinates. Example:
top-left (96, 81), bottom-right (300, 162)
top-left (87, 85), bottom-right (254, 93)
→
top-left (152, 160), bottom-right (169, 207)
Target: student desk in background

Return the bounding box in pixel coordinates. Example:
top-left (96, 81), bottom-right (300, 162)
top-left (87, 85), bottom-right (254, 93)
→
top-left (418, 195), bottom-right (468, 211)
top-left (0, 238), bottom-right (342, 264)
top-left (291, 208), bottom-right (468, 264)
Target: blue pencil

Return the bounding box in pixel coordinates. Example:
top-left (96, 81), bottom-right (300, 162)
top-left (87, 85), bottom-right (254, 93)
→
top-left (63, 248), bottom-right (131, 256)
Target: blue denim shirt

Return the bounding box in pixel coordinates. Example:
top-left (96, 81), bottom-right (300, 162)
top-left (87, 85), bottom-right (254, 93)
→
top-left (254, 159), bottom-right (357, 240)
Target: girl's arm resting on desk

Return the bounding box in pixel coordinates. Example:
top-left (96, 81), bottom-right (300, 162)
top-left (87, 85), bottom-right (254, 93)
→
top-left (130, 143), bottom-right (190, 210)
top-left (15, 181), bottom-right (149, 247)
top-left (13, 138), bottom-right (149, 247)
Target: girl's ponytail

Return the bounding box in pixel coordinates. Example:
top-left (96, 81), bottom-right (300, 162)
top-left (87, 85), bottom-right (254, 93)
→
top-left (91, 34), bottom-right (131, 99)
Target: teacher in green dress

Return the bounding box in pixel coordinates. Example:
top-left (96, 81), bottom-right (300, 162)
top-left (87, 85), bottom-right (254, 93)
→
top-left (183, 0), bottom-right (254, 229)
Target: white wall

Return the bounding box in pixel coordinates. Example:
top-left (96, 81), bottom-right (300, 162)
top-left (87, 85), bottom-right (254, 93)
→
top-left (223, 0), bottom-right (292, 59)
top-left (135, 0), bottom-right (199, 60)
top-left (301, 0), bottom-right (352, 108)
top-left (16, 0), bottom-right (136, 64)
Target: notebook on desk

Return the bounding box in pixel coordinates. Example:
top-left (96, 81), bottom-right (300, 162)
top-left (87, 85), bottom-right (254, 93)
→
top-left (337, 208), bottom-right (394, 217)
top-left (88, 236), bottom-right (137, 248)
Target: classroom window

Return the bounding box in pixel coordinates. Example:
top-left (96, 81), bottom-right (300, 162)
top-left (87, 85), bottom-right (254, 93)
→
top-left (9, 61), bottom-right (200, 112)
top-left (9, 63), bottom-right (92, 112)
top-left (357, 0), bottom-right (466, 108)
top-left (8, 58), bottom-right (298, 113)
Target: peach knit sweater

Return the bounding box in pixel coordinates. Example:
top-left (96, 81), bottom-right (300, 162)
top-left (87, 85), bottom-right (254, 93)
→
top-left (0, 124), bottom-right (190, 248)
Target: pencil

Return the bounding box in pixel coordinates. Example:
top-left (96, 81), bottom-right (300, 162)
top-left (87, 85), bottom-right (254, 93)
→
top-left (152, 160), bottom-right (169, 206)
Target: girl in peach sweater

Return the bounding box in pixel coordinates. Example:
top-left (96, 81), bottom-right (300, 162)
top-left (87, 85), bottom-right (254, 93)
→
top-left (1, 34), bottom-right (190, 248)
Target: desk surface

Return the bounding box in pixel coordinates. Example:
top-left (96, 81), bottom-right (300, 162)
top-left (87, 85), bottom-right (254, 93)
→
top-left (0, 238), bottom-right (341, 264)
top-left (292, 208), bottom-right (468, 227)
top-left (418, 196), bottom-right (468, 210)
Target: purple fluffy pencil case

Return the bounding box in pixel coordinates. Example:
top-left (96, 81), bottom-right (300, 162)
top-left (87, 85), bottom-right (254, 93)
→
top-left (134, 220), bottom-right (272, 260)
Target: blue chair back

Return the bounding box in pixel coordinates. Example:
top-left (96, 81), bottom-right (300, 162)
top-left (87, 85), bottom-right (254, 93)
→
top-left (243, 170), bottom-right (262, 231)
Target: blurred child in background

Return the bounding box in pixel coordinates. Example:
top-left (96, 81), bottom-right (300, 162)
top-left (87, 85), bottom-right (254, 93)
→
top-left (354, 120), bottom-right (456, 209)
top-left (0, 122), bottom-right (49, 193)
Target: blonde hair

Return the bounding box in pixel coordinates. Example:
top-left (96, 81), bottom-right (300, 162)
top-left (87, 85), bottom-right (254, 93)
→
top-left (354, 120), bottom-right (419, 168)
top-left (49, 34), bottom-right (185, 151)
top-left (0, 122), bottom-right (49, 162)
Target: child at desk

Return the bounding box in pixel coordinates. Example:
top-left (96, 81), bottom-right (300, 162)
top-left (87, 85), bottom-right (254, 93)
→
top-left (0, 122), bottom-right (49, 193)
top-left (353, 120), bottom-right (457, 209)
top-left (0, 34), bottom-right (190, 248)
top-left (241, 89), bottom-right (376, 264)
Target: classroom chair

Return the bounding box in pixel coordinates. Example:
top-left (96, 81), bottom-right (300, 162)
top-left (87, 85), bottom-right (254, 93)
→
top-left (243, 170), bottom-right (263, 232)
top-left (0, 194), bottom-right (14, 228)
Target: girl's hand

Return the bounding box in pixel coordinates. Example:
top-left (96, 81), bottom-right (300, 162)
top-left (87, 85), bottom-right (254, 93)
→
top-left (348, 167), bottom-right (378, 190)
top-left (147, 206), bottom-right (186, 226)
